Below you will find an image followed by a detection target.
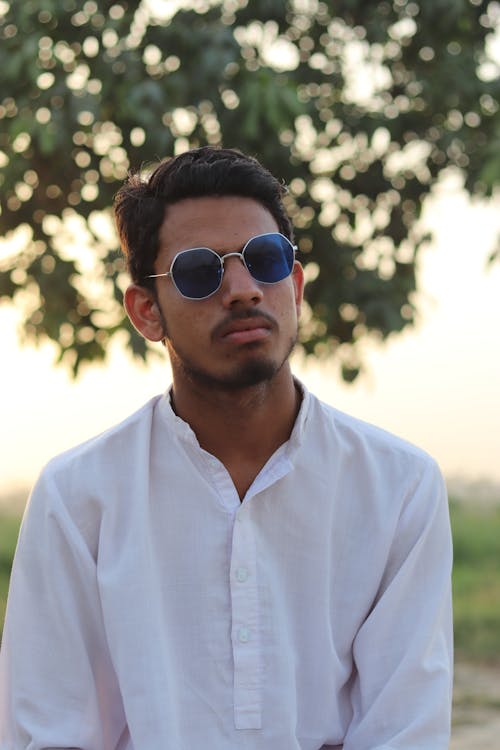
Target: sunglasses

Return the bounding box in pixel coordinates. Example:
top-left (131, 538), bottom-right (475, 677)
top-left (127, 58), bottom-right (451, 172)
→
top-left (146, 232), bottom-right (297, 300)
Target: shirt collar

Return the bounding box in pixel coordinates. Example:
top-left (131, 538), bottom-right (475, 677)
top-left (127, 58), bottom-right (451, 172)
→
top-left (157, 377), bottom-right (310, 459)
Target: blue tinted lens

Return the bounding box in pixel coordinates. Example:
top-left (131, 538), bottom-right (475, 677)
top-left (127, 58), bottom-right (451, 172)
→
top-left (244, 234), bottom-right (294, 283)
top-left (171, 248), bottom-right (222, 299)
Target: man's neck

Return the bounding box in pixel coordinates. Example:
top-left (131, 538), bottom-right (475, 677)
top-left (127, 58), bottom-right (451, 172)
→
top-left (170, 366), bottom-right (301, 499)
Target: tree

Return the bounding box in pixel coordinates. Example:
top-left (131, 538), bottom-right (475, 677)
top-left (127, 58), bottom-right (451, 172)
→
top-left (1, 0), bottom-right (499, 379)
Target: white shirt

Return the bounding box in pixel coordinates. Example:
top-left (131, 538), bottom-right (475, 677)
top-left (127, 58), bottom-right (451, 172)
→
top-left (0, 385), bottom-right (453, 750)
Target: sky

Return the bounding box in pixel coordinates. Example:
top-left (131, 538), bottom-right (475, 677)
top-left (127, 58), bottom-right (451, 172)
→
top-left (1, 174), bottom-right (500, 496)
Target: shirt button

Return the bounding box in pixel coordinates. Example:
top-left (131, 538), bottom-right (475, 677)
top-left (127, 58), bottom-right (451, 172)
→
top-left (236, 567), bottom-right (248, 582)
top-left (238, 627), bottom-right (250, 643)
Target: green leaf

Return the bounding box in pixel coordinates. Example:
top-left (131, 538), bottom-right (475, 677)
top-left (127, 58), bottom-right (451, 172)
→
top-left (0, 0), bottom-right (497, 381)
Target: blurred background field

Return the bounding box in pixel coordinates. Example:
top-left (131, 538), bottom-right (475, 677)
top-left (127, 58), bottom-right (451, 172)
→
top-left (0, 500), bottom-right (23, 633)
top-left (450, 499), bottom-right (500, 664)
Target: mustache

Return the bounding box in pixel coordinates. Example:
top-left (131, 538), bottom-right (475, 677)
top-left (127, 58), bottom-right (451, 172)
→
top-left (211, 309), bottom-right (277, 340)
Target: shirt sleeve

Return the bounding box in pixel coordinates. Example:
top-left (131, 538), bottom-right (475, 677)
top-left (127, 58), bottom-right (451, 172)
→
top-left (343, 456), bottom-right (453, 750)
top-left (0, 467), bottom-right (126, 750)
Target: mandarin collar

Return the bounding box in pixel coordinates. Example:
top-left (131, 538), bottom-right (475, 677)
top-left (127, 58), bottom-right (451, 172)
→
top-left (157, 378), bottom-right (310, 458)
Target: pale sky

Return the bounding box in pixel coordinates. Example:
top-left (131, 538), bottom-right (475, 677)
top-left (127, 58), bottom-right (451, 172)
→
top-left (1, 176), bottom-right (499, 494)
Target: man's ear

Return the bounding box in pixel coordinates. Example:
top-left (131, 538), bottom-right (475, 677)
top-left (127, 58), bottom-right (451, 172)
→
top-left (124, 284), bottom-right (165, 342)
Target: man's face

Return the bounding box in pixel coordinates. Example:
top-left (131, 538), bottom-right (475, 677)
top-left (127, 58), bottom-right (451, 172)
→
top-left (150, 195), bottom-right (304, 391)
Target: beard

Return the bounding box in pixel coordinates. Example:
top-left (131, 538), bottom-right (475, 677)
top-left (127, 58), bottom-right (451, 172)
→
top-left (166, 335), bottom-right (297, 392)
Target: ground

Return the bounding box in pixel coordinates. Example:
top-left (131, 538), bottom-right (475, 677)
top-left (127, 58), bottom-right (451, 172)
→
top-left (451, 660), bottom-right (500, 749)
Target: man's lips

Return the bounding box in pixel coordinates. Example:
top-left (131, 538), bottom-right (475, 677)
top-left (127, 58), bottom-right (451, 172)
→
top-left (213, 313), bottom-right (275, 345)
top-left (222, 326), bottom-right (271, 345)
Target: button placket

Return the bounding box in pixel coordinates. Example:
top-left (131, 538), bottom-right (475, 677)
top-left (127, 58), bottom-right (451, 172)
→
top-left (230, 510), bottom-right (262, 729)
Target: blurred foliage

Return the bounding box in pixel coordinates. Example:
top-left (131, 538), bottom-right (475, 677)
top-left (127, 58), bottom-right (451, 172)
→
top-left (0, 0), bottom-right (499, 376)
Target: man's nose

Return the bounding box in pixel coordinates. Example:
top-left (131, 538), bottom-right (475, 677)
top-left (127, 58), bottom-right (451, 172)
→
top-left (219, 254), bottom-right (264, 308)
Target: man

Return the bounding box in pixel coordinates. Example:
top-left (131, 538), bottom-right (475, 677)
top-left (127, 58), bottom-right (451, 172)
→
top-left (0, 147), bottom-right (453, 749)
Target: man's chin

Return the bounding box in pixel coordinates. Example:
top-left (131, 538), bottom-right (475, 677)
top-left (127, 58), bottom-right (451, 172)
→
top-left (221, 359), bottom-right (280, 390)
top-left (184, 357), bottom-right (279, 391)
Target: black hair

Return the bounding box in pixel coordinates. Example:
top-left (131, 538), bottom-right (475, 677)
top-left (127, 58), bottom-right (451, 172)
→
top-left (113, 146), bottom-right (293, 286)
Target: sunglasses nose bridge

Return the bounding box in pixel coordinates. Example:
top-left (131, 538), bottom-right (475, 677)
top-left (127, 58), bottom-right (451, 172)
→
top-left (219, 250), bottom-right (252, 282)
top-left (219, 250), bottom-right (246, 270)
top-left (218, 249), bottom-right (264, 304)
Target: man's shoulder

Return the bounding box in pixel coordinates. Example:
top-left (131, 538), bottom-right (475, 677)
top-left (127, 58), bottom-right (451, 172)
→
top-left (303, 393), bottom-right (445, 512)
top-left (19, 396), bottom-right (166, 551)
top-left (42, 395), bottom-right (163, 482)
top-left (309, 392), bottom-right (437, 471)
